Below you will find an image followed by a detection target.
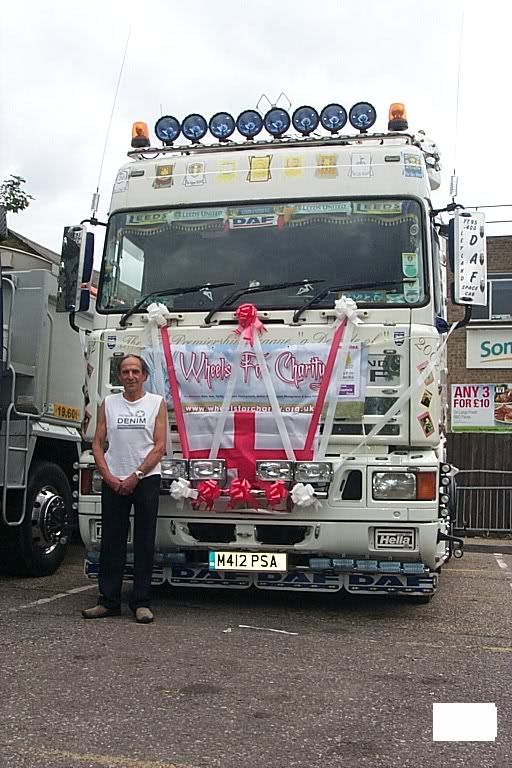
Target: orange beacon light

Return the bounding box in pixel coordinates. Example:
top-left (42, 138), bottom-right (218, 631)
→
top-left (131, 121), bottom-right (150, 148)
top-left (388, 103), bottom-right (408, 132)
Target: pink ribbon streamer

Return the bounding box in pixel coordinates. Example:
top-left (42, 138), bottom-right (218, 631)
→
top-left (159, 325), bottom-right (190, 459)
top-left (235, 303), bottom-right (266, 347)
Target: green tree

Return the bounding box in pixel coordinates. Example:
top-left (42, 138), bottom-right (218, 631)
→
top-left (0, 175), bottom-right (34, 214)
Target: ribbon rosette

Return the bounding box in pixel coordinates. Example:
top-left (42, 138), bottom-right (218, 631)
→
top-left (265, 480), bottom-right (289, 508)
top-left (291, 482), bottom-right (318, 508)
top-left (227, 478), bottom-right (253, 508)
top-left (333, 295), bottom-right (360, 326)
top-left (193, 480), bottom-right (221, 511)
top-left (235, 303), bottom-right (266, 347)
top-left (146, 301), bottom-right (170, 327)
top-left (170, 478), bottom-right (198, 508)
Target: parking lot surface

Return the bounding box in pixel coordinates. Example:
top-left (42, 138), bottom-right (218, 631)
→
top-left (1, 544), bottom-right (511, 768)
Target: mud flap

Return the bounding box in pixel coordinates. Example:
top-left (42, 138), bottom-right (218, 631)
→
top-left (344, 572), bottom-right (437, 595)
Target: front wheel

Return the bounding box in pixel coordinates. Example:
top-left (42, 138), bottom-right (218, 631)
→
top-left (0, 461), bottom-right (71, 577)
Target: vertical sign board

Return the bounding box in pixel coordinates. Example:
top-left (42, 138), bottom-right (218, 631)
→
top-left (454, 210), bottom-right (487, 305)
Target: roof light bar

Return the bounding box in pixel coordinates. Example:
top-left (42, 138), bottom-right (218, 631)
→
top-left (209, 111), bottom-right (236, 141)
top-left (292, 105), bottom-right (319, 136)
top-left (264, 107), bottom-right (290, 138)
top-left (236, 109), bottom-right (264, 139)
top-left (154, 115), bottom-right (181, 145)
top-left (182, 113), bottom-right (208, 142)
top-left (320, 103), bottom-right (347, 133)
top-left (349, 102), bottom-right (377, 133)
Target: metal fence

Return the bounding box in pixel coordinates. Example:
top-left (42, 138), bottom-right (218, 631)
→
top-left (454, 470), bottom-right (512, 534)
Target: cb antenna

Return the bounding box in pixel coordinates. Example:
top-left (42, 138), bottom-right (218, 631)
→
top-left (451, 7), bottom-right (465, 203)
top-left (90, 27), bottom-right (131, 220)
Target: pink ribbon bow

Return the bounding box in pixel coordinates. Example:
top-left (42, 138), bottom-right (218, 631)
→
top-left (227, 478), bottom-right (253, 508)
top-left (235, 303), bottom-right (266, 347)
top-left (265, 480), bottom-right (289, 508)
top-left (193, 480), bottom-right (221, 511)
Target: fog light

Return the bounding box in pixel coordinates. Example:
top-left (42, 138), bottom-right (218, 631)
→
top-left (309, 558), bottom-right (332, 570)
top-left (161, 459), bottom-right (188, 480)
top-left (256, 460), bottom-right (293, 481)
top-left (332, 558), bottom-right (355, 570)
top-left (378, 561), bottom-right (401, 573)
top-left (189, 459), bottom-right (226, 480)
top-left (356, 559), bottom-right (379, 571)
top-left (373, 472), bottom-right (416, 500)
top-left (294, 462), bottom-right (333, 483)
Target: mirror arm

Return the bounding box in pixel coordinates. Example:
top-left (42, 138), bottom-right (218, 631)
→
top-left (80, 217), bottom-right (107, 228)
top-left (455, 304), bottom-right (473, 331)
top-left (68, 311), bottom-right (91, 335)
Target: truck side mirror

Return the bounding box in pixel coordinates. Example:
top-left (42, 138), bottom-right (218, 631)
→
top-left (56, 225), bottom-right (95, 312)
top-left (448, 209), bottom-right (487, 306)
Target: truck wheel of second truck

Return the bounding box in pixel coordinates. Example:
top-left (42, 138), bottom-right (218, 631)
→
top-left (12, 461), bottom-right (71, 577)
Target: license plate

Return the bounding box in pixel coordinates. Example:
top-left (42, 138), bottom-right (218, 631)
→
top-left (209, 551), bottom-right (287, 572)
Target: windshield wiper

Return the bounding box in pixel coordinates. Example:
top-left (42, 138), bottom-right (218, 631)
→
top-left (292, 280), bottom-right (407, 323)
top-left (119, 283), bottom-right (235, 327)
top-left (204, 280), bottom-right (325, 325)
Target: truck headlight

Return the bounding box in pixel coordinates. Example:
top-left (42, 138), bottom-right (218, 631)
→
top-left (161, 459), bottom-right (188, 480)
top-left (189, 459), bottom-right (226, 481)
top-left (373, 472), bottom-right (416, 500)
top-left (256, 461), bottom-right (293, 481)
top-left (294, 462), bottom-right (333, 483)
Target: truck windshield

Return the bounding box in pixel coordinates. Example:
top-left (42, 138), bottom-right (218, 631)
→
top-left (98, 198), bottom-right (426, 312)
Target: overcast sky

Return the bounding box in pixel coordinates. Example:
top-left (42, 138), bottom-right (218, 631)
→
top-left (1, 0), bottom-right (511, 254)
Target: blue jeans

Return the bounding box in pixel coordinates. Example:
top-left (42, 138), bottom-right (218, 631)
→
top-left (98, 475), bottom-right (160, 612)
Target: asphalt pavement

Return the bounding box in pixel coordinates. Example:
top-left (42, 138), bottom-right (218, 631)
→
top-left (1, 542), bottom-right (511, 768)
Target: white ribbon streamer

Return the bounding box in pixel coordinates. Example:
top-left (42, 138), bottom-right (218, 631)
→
top-left (209, 316), bottom-right (295, 462)
top-left (253, 333), bottom-right (295, 461)
top-left (316, 296), bottom-right (361, 460)
top-left (170, 478), bottom-right (198, 509)
top-left (291, 482), bottom-right (319, 508)
top-left (146, 302), bottom-right (173, 456)
top-left (339, 322), bottom-right (458, 468)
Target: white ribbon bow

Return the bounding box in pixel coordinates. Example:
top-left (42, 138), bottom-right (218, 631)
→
top-left (291, 483), bottom-right (318, 508)
top-left (170, 478), bottom-right (198, 508)
top-left (146, 301), bottom-right (170, 327)
top-left (334, 295), bottom-right (360, 326)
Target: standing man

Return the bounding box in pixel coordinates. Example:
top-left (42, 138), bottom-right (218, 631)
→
top-left (82, 354), bottom-right (167, 624)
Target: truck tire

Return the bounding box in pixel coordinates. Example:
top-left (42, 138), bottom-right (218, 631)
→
top-left (1, 461), bottom-right (71, 577)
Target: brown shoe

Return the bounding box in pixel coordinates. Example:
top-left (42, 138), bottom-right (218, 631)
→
top-left (82, 605), bottom-right (121, 619)
top-left (135, 607), bottom-right (154, 624)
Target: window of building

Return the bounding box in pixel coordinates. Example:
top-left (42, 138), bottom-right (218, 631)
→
top-left (471, 274), bottom-right (512, 322)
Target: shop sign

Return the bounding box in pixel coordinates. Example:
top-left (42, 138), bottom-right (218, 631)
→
top-left (466, 328), bottom-right (512, 368)
top-left (451, 384), bottom-right (512, 432)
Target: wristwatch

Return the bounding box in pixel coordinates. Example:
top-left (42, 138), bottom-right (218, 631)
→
top-left (135, 470), bottom-right (144, 480)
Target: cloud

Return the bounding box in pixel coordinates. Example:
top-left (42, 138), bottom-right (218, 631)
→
top-left (1, 0), bottom-right (511, 251)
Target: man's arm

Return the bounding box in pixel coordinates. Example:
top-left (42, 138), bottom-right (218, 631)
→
top-left (118, 400), bottom-right (167, 495)
top-left (92, 402), bottom-right (121, 492)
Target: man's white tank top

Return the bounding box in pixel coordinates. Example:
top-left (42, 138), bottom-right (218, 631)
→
top-left (104, 392), bottom-right (163, 479)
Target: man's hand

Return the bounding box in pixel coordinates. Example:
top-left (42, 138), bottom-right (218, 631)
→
top-left (118, 473), bottom-right (139, 496)
top-left (105, 474), bottom-right (122, 493)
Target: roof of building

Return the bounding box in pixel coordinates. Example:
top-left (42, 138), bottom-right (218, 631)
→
top-left (3, 229), bottom-right (61, 265)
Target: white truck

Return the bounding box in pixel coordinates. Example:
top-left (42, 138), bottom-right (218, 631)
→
top-left (58, 101), bottom-right (486, 600)
top-left (0, 217), bottom-right (93, 575)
